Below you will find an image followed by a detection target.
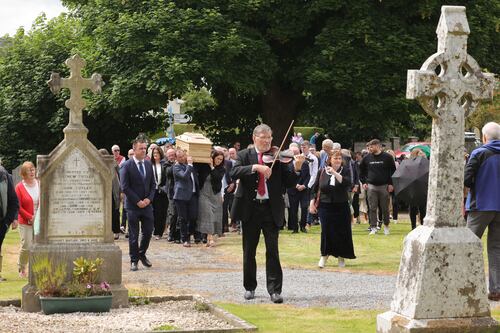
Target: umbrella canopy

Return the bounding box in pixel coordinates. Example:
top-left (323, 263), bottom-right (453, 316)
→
top-left (392, 156), bottom-right (429, 206)
top-left (410, 144), bottom-right (431, 158)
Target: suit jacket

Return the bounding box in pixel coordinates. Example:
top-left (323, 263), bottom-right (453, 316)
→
top-left (230, 148), bottom-right (298, 226)
top-left (173, 163), bottom-right (199, 201)
top-left (151, 160), bottom-right (167, 193)
top-left (0, 167), bottom-right (19, 226)
top-left (165, 160), bottom-right (176, 200)
top-left (119, 158), bottom-right (156, 211)
top-left (287, 160), bottom-right (310, 197)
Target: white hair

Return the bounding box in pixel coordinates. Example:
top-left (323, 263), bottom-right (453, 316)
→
top-left (111, 144), bottom-right (120, 151)
top-left (322, 139), bottom-right (334, 148)
top-left (253, 124), bottom-right (272, 136)
top-left (332, 142), bottom-right (341, 150)
top-left (482, 122), bottom-right (500, 141)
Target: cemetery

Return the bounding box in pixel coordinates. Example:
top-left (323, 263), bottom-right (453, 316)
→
top-left (0, 2), bottom-right (499, 333)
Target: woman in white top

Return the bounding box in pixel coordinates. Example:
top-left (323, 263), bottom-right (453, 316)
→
top-left (14, 161), bottom-right (39, 278)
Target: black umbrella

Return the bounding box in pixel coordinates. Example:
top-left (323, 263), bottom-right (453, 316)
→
top-left (392, 156), bottom-right (429, 206)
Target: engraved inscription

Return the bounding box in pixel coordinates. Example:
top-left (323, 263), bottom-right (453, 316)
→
top-left (47, 148), bottom-right (104, 241)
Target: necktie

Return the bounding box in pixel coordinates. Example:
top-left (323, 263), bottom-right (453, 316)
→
top-left (138, 161), bottom-right (145, 178)
top-left (257, 153), bottom-right (266, 196)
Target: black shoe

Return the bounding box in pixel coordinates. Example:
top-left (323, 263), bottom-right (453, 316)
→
top-left (270, 293), bottom-right (283, 304)
top-left (125, 233), bottom-right (129, 239)
top-left (174, 239), bottom-right (181, 244)
top-left (300, 227), bottom-right (307, 233)
top-left (167, 237), bottom-right (174, 242)
top-left (130, 262), bottom-right (138, 271)
top-left (244, 290), bottom-right (255, 300)
top-left (139, 256), bottom-right (152, 268)
top-left (291, 230), bottom-right (299, 234)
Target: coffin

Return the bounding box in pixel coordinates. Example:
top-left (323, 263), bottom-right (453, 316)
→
top-left (176, 132), bottom-right (212, 163)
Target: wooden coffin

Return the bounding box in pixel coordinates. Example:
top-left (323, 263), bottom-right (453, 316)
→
top-left (176, 132), bottom-right (213, 163)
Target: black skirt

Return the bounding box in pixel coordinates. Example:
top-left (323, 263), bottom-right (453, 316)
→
top-left (318, 201), bottom-right (356, 259)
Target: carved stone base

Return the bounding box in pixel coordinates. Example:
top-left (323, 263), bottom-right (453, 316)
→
top-left (22, 243), bottom-right (128, 312)
top-left (377, 311), bottom-right (499, 333)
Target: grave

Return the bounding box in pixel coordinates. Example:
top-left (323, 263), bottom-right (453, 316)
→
top-left (377, 6), bottom-right (497, 332)
top-left (22, 54), bottom-right (128, 312)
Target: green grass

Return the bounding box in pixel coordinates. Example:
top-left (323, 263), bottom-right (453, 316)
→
top-left (218, 303), bottom-right (378, 333)
top-left (153, 324), bottom-right (177, 331)
top-left (0, 229), bottom-right (26, 299)
top-left (217, 303), bottom-right (500, 333)
top-left (219, 219), bottom-right (489, 274)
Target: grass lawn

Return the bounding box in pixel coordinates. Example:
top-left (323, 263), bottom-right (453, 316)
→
top-left (219, 219), bottom-right (489, 275)
top-left (0, 230), bottom-right (26, 300)
top-left (217, 303), bottom-right (500, 333)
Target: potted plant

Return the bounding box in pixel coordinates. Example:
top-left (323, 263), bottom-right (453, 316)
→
top-left (32, 255), bottom-right (112, 314)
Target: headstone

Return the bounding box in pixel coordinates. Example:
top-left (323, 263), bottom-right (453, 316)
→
top-left (22, 55), bottom-right (128, 312)
top-left (11, 164), bottom-right (22, 186)
top-left (377, 6), bottom-right (497, 332)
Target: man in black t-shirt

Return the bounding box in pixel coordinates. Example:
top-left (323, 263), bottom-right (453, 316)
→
top-left (359, 139), bottom-right (396, 235)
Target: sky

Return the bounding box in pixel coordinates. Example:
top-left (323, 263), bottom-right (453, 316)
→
top-left (0, 0), bottom-right (66, 36)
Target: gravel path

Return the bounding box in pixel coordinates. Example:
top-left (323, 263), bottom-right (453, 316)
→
top-left (119, 233), bottom-right (396, 309)
top-left (0, 300), bottom-right (233, 333)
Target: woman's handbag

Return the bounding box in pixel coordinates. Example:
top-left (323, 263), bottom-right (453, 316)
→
top-left (313, 169), bottom-right (324, 209)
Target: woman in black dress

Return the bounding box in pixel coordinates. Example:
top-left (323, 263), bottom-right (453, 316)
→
top-left (309, 150), bottom-right (356, 268)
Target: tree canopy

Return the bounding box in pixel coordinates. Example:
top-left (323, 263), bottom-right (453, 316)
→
top-left (0, 1), bottom-right (498, 170)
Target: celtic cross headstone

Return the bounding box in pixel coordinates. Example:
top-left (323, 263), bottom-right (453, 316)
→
top-left (377, 6), bottom-right (497, 333)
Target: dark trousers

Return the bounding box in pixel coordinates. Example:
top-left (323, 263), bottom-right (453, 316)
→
top-left (111, 198), bottom-right (121, 234)
top-left (410, 204), bottom-right (426, 229)
top-left (0, 222), bottom-right (7, 252)
top-left (153, 190), bottom-right (168, 237)
top-left (288, 190), bottom-right (309, 230)
top-left (127, 206), bottom-right (154, 263)
top-left (167, 199), bottom-right (180, 241)
top-left (391, 192), bottom-right (399, 220)
top-left (223, 191), bottom-right (234, 232)
top-left (352, 192), bottom-right (360, 218)
top-left (174, 195), bottom-right (198, 243)
top-left (242, 202), bottom-right (282, 295)
top-left (121, 204), bottom-right (128, 229)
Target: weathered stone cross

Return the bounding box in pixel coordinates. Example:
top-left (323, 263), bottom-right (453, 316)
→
top-left (47, 54), bottom-right (104, 129)
top-left (377, 6), bottom-right (498, 332)
top-left (406, 6), bottom-right (495, 228)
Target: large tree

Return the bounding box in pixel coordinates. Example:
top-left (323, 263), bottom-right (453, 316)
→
top-left (63, 0), bottom-right (498, 147)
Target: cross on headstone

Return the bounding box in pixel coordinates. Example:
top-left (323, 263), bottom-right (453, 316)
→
top-left (377, 7), bottom-right (498, 332)
top-left (406, 6), bottom-right (495, 228)
top-left (47, 54), bottom-right (104, 129)
top-left (73, 156), bottom-right (80, 168)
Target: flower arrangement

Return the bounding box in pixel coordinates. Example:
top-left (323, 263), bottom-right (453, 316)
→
top-left (32, 255), bottom-right (111, 297)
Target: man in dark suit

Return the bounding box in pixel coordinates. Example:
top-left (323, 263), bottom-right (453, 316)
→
top-left (0, 165), bottom-right (19, 281)
top-left (286, 146), bottom-right (310, 233)
top-left (120, 137), bottom-right (156, 271)
top-left (231, 124), bottom-right (304, 304)
top-left (172, 149), bottom-right (199, 247)
top-left (222, 156), bottom-right (235, 233)
top-left (164, 148), bottom-right (180, 243)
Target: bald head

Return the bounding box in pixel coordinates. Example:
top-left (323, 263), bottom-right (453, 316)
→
top-left (482, 122), bottom-right (500, 142)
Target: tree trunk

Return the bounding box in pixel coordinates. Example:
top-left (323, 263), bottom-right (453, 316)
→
top-left (261, 81), bottom-right (302, 147)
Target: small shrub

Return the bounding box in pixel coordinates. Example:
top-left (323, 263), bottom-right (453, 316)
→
top-left (194, 301), bottom-right (210, 312)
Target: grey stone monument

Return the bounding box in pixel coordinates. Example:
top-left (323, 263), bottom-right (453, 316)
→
top-left (377, 6), bottom-right (497, 333)
top-left (22, 54), bottom-right (128, 312)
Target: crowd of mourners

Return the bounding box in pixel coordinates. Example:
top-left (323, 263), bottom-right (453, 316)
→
top-left (0, 122), bottom-right (499, 304)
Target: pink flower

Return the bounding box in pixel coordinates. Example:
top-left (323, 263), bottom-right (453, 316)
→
top-left (86, 284), bottom-right (92, 289)
top-left (100, 282), bottom-right (110, 290)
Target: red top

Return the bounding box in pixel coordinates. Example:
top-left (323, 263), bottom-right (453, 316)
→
top-left (15, 182), bottom-right (35, 225)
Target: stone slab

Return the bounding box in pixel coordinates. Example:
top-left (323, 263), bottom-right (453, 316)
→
top-left (389, 226), bottom-right (490, 319)
top-left (377, 311), bottom-right (499, 333)
top-left (22, 243), bottom-right (128, 312)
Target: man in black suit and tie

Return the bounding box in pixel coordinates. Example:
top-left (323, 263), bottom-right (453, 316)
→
top-left (231, 124), bottom-right (305, 303)
top-left (120, 137), bottom-right (156, 271)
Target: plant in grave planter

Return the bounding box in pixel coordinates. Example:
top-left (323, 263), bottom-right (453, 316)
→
top-left (32, 255), bottom-right (112, 315)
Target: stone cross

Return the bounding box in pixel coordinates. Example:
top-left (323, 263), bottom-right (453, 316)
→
top-left (406, 6), bottom-right (495, 228)
top-left (47, 54), bottom-right (104, 129)
top-left (377, 6), bottom-right (498, 332)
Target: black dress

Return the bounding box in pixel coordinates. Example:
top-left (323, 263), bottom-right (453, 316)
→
top-left (311, 166), bottom-right (356, 259)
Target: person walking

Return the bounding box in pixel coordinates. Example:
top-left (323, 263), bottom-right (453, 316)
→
top-left (14, 162), bottom-right (38, 278)
top-left (231, 124), bottom-right (304, 304)
top-left (120, 136), bottom-right (156, 271)
top-left (464, 122), bottom-right (500, 301)
top-left (196, 150), bottom-right (226, 247)
top-left (150, 146), bottom-right (168, 240)
top-left (359, 139), bottom-right (396, 235)
top-left (309, 151), bottom-right (355, 268)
